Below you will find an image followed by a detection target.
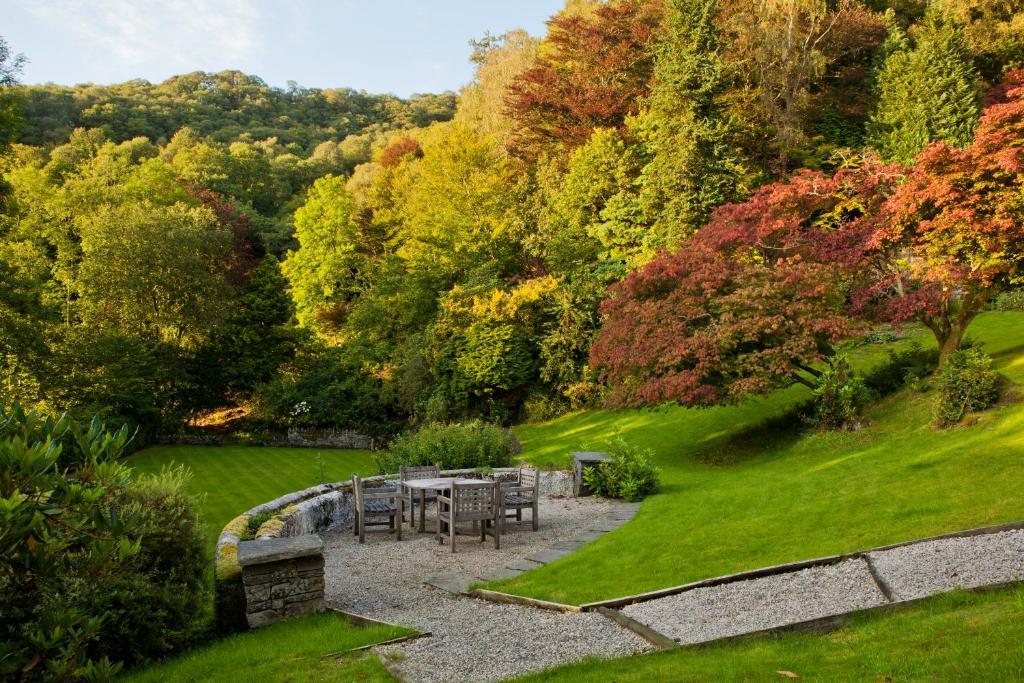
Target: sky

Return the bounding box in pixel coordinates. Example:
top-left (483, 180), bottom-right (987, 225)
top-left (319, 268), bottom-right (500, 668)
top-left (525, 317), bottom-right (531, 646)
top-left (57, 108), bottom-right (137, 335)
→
top-left (1, 0), bottom-right (565, 96)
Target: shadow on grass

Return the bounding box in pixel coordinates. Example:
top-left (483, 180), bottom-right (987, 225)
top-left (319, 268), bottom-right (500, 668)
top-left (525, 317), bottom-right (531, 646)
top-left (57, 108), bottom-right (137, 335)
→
top-left (695, 401), bottom-right (815, 466)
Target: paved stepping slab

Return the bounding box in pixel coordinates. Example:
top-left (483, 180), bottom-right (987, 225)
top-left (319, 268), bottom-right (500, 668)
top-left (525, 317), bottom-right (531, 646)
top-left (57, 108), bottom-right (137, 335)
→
top-left (507, 558), bottom-right (544, 572)
top-left (528, 548), bottom-right (575, 565)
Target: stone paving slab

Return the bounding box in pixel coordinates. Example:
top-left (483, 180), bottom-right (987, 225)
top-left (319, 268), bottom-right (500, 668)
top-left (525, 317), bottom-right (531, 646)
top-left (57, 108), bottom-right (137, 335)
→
top-left (528, 548), bottom-right (575, 565)
top-left (507, 558), bottom-right (544, 572)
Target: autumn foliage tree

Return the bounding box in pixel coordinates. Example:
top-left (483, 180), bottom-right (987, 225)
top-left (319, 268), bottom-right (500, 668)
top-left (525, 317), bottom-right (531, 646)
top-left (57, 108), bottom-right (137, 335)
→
top-left (854, 69), bottom-right (1024, 363)
top-left (590, 162), bottom-right (900, 407)
top-left (505, 0), bottom-right (663, 158)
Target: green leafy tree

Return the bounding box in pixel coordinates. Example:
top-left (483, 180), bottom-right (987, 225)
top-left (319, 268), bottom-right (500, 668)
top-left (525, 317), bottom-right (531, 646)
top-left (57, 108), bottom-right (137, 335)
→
top-left (282, 174), bottom-right (363, 332)
top-left (868, 10), bottom-right (981, 163)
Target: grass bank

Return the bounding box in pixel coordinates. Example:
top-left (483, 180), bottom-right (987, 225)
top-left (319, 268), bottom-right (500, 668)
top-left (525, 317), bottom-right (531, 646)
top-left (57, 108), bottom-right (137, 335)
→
top-left (492, 312), bottom-right (1024, 604)
top-left (121, 611), bottom-right (411, 682)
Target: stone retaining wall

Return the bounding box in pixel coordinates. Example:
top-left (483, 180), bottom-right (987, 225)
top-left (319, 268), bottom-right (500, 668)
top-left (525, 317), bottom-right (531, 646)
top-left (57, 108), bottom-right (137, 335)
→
top-left (162, 427), bottom-right (376, 450)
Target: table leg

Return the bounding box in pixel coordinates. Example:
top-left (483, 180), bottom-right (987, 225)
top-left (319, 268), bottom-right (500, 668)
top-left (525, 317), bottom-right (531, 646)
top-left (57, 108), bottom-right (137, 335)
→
top-left (419, 491), bottom-right (426, 533)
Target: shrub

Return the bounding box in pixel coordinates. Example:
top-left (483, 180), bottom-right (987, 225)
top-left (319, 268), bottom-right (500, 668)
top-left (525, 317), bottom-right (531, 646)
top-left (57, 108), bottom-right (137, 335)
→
top-left (80, 467), bottom-right (209, 667)
top-left (812, 356), bottom-right (873, 430)
top-left (376, 420), bottom-right (515, 473)
top-left (934, 348), bottom-right (1001, 426)
top-left (582, 438), bottom-right (660, 502)
top-left (0, 404), bottom-right (208, 678)
top-left (863, 344), bottom-right (939, 397)
top-left (989, 289), bottom-right (1024, 311)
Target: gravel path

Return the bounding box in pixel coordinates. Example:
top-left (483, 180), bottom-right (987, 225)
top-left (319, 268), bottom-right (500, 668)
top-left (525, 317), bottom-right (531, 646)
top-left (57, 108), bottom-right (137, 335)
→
top-left (622, 558), bottom-right (887, 645)
top-left (322, 496), bottom-right (651, 683)
top-left (867, 529), bottom-right (1024, 600)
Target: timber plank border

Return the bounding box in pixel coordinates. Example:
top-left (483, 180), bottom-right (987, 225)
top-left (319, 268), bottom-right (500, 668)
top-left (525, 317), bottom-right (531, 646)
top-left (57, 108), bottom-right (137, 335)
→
top-left (596, 606), bottom-right (678, 650)
top-left (470, 588), bottom-right (581, 613)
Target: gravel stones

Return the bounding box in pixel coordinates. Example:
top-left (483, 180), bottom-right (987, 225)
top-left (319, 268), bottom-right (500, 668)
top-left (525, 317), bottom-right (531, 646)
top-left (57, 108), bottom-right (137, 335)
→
top-left (623, 558), bottom-right (888, 645)
top-left (322, 496), bottom-right (650, 682)
top-left (867, 529), bottom-right (1024, 600)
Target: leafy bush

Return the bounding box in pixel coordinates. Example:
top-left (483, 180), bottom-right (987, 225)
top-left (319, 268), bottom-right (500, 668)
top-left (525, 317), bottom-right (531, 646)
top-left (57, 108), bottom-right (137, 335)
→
top-left (0, 404), bottom-right (208, 679)
top-left (812, 356), bottom-right (872, 430)
top-left (863, 344), bottom-right (939, 397)
top-left (582, 438), bottom-right (660, 502)
top-left (376, 420), bottom-right (516, 473)
top-left (80, 467), bottom-right (209, 667)
top-left (990, 289), bottom-right (1024, 311)
top-left (250, 345), bottom-right (395, 435)
top-left (934, 348), bottom-right (1001, 426)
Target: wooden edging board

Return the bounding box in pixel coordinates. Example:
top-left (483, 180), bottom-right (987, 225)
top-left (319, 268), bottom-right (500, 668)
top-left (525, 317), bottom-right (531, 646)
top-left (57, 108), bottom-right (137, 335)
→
top-left (578, 518), bottom-right (1024, 612)
top-left (596, 606), bottom-right (678, 650)
top-left (469, 588), bottom-right (581, 613)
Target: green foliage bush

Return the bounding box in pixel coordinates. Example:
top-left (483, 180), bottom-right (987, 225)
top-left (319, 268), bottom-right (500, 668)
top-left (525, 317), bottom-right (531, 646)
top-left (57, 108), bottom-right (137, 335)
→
top-left (81, 467), bottom-right (209, 667)
top-left (934, 348), bottom-right (1001, 426)
top-left (990, 289), bottom-right (1024, 311)
top-left (582, 438), bottom-right (660, 502)
top-left (863, 344), bottom-right (939, 397)
top-left (0, 404), bottom-right (208, 679)
top-left (250, 345), bottom-right (395, 435)
top-left (812, 356), bottom-right (873, 430)
top-left (376, 420), bottom-right (516, 474)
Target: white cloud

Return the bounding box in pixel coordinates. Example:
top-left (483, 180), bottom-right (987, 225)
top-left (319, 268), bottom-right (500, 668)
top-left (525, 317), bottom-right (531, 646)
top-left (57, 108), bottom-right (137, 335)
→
top-left (26, 0), bottom-right (261, 73)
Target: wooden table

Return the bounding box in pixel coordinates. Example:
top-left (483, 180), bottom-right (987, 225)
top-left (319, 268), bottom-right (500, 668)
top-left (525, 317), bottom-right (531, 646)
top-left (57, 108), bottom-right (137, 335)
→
top-left (403, 477), bottom-right (491, 533)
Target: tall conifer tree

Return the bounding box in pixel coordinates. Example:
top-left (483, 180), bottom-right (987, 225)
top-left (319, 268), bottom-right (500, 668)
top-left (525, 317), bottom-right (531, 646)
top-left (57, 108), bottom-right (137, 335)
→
top-left (612, 0), bottom-right (747, 253)
top-left (869, 9), bottom-right (980, 163)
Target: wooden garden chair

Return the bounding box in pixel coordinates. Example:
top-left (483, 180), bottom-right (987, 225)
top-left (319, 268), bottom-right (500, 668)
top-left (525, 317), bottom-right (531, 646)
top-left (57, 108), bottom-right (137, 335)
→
top-left (436, 480), bottom-right (501, 553)
top-left (499, 467), bottom-right (540, 532)
top-left (352, 474), bottom-right (402, 543)
top-left (399, 464), bottom-right (440, 529)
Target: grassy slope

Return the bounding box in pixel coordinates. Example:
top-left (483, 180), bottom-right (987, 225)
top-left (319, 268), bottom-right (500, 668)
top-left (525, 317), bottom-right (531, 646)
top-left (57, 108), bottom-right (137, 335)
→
top-left (491, 312), bottom-right (1024, 604)
top-left (516, 585), bottom-right (1024, 682)
top-left (121, 612), bottom-right (410, 682)
top-left (126, 445), bottom-right (379, 546)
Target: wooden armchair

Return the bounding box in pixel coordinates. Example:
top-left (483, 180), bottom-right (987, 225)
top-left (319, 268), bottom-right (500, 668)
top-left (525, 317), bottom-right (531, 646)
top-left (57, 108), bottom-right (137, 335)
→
top-left (399, 464), bottom-right (440, 528)
top-left (436, 481), bottom-right (501, 553)
top-left (500, 467), bottom-right (540, 532)
top-left (352, 474), bottom-right (402, 544)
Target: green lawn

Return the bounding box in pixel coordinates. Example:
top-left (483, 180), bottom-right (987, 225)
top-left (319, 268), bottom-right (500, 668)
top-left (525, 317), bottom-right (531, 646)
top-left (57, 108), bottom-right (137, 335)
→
top-left (491, 312), bottom-right (1024, 604)
top-left (121, 611), bottom-right (411, 682)
top-left (516, 585), bottom-right (1024, 681)
top-left (126, 445), bottom-right (379, 546)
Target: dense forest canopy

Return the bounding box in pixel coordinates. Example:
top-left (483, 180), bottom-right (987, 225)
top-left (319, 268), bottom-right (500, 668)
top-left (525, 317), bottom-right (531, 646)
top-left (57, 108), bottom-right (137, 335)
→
top-left (1, 0), bottom-right (1023, 439)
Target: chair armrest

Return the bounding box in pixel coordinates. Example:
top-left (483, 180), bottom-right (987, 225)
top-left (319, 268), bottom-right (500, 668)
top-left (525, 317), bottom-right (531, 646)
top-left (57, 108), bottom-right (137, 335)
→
top-left (436, 494), bottom-right (452, 505)
top-left (504, 485), bottom-right (535, 494)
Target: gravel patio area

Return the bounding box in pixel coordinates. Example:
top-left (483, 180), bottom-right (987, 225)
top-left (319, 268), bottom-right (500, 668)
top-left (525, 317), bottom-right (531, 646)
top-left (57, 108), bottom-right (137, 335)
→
top-left (322, 495), bottom-right (652, 683)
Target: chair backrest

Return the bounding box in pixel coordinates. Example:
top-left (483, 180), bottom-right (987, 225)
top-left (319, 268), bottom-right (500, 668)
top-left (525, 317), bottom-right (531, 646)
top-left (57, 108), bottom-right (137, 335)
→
top-left (520, 467), bottom-right (539, 494)
top-left (452, 481), bottom-right (499, 520)
top-left (400, 464), bottom-right (440, 482)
